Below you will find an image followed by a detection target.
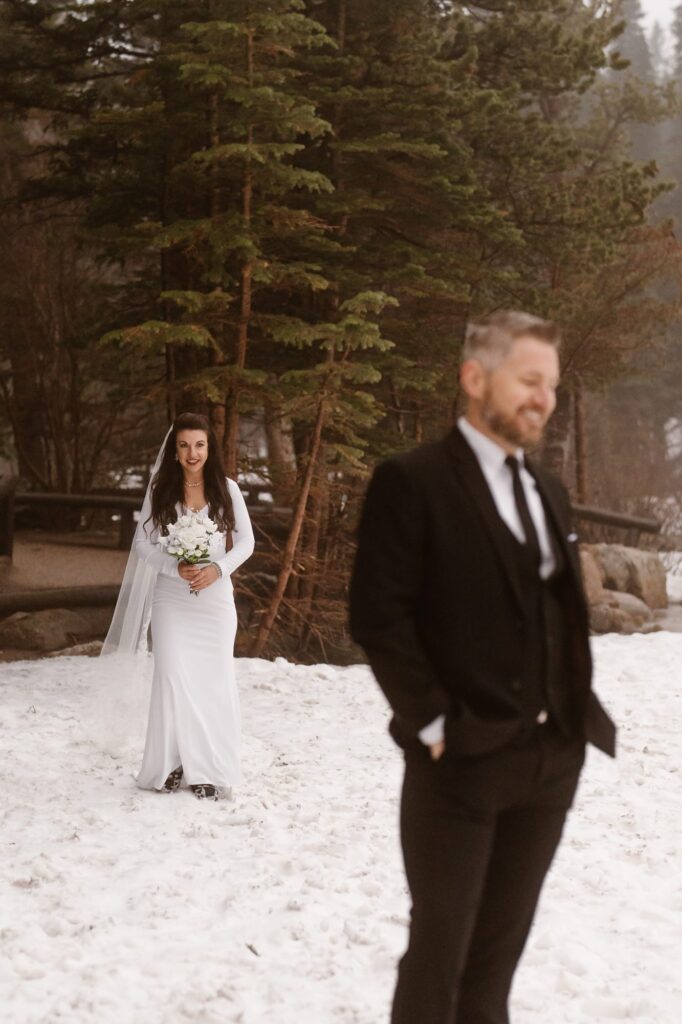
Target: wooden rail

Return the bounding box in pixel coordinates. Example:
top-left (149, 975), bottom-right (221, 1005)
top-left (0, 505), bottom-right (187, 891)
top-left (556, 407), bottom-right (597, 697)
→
top-left (0, 585), bottom-right (120, 615)
top-left (13, 490), bottom-right (140, 551)
top-left (0, 475), bottom-right (664, 569)
top-left (571, 503), bottom-right (660, 547)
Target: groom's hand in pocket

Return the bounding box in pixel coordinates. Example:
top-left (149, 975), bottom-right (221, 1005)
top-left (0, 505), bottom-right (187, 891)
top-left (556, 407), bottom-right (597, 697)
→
top-left (429, 740), bottom-right (446, 762)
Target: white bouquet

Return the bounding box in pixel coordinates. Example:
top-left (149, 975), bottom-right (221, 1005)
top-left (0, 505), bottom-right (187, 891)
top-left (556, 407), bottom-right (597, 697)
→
top-left (158, 511), bottom-right (219, 595)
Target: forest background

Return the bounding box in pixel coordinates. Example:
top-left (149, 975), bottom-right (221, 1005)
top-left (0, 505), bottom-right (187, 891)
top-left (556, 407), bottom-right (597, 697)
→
top-left (1, 0), bottom-right (682, 662)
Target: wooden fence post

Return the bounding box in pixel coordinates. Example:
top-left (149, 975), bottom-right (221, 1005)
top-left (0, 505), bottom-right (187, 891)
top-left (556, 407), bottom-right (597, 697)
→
top-left (0, 476), bottom-right (18, 561)
top-left (119, 508), bottom-right (136, 550)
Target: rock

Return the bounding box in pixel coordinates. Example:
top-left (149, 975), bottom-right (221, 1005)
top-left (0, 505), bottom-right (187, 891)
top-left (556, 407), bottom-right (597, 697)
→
top-left (589, 602), bottom-right (619, 634)
top-left (624, 548), bottom-right (668, 609)
top-left (589, 589), bottom-right (653, 635)
top-left (637, 622), bottom-right (663, 634)
top-left (579, 547), bottom-right (605, 604)
top-left (591, 544), bottom-right (668, 610)
top-left (46, 640), bottom-right (104, 658)
top-left (589, 602), bottom-right (635, 635)
top-left (607, 590), bottom-right (652, 625)
top-left (0, 608), bottom-right (93, 652)
top-left (591, 544), bottom-right (632, 594)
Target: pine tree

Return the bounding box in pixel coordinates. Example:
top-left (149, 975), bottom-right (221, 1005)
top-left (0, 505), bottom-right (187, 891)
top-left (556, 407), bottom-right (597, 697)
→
top-left (1, 0), bottom-right (679, 653)
top-left (615, 0), bottom-right (654, 80)
top-left (611, 0), bottom-right (662, 160)
top-left (649, 21), bottom-right (668, 81)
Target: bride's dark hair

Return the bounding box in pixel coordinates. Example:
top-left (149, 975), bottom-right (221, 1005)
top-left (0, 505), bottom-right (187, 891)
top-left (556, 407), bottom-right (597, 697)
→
top-left (146, 412), bottom-right (235, 549)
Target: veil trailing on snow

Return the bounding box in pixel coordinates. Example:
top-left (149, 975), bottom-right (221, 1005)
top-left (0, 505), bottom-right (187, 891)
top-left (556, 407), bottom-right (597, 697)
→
top-left (83, 427), bottom-right (173, 759)
top-left (100, 426), bottom-right (172, 658)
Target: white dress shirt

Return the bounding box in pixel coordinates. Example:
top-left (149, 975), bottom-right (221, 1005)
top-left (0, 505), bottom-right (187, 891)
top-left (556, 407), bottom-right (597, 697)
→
top-left (418, 417), bottom-right (556, 747)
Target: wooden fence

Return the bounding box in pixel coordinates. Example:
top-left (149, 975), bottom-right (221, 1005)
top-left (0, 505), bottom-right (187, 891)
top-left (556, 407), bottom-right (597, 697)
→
top-left (0, 476), bottom-right (16, 559)
top-left (0, 477), bottom-right (281, 563)
top-left (0, 476), bottom-right (664, 620)
top-left (571, 504), bottom-right (661, 546)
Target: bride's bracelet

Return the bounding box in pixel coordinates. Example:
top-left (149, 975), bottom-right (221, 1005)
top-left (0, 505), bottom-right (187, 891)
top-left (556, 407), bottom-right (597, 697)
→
top-left (211, 562), bottom-right (223, 578)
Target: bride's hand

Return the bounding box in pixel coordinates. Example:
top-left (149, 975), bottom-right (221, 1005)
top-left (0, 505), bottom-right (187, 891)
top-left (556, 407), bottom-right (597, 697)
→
top-left (178, 561), bottom-right (200, 582)
top-left (188, 564), bottom-right (221, 592)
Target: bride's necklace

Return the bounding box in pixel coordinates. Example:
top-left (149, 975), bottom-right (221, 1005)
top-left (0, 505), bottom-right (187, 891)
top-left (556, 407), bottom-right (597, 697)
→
top-left (183, 476), bottom-right (205, 513)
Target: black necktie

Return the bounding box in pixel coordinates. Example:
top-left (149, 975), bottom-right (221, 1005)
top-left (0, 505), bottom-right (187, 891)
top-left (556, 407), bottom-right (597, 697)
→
top-left (505, 456), bottom-right (541, 568)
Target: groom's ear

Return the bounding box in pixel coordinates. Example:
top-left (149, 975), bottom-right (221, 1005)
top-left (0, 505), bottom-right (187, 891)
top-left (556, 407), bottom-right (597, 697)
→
top-left (460, 359), bottom-right (487, 401)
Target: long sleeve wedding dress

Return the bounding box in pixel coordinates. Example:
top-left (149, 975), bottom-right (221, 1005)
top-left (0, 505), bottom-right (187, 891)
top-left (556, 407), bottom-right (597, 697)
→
top-left (133, 478), bottom-right (254, 790)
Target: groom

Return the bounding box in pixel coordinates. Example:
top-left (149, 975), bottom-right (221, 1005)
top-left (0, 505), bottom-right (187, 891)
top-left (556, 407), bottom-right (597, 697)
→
top-left (349, 311), bottom-right (616, 1024)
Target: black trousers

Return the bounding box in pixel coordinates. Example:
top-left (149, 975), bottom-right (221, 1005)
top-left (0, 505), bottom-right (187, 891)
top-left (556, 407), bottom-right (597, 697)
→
top-left (391, 724), bottom-right (585, 1024)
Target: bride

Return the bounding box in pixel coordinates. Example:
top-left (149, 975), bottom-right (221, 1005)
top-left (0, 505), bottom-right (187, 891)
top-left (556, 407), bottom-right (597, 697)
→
top-left (102, 412), bottom-right (254, 800)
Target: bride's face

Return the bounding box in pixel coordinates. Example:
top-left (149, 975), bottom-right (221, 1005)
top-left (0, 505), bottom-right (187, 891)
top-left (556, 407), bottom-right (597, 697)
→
top-left (176, 430), bottom-right (209, 475)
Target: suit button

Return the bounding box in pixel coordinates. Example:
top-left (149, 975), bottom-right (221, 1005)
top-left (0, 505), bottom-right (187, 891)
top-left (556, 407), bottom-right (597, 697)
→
top-left (510, 679), bottom-right (523, 693)
top-left (536, 709), bottom-right (549, 724)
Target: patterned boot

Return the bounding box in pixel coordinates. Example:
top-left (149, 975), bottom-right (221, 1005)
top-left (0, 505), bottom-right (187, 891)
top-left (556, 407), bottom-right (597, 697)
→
top-left (190, 783), bottom-right (218, 801)
top-left (162, 766), bottom-right (183, 793)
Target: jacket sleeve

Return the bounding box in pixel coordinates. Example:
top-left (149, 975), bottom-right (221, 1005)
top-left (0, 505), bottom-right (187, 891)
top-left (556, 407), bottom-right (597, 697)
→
top-left (215, 478), bottom-right (255, 577)
top-left (349, 459), bottom-right (451, 738)
top-left (134, 522), bottom-right (180, 578)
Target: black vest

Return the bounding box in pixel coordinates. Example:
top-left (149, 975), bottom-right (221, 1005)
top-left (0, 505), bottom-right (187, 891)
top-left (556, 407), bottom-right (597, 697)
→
top-left (508, 509), bottom-right (578, 739)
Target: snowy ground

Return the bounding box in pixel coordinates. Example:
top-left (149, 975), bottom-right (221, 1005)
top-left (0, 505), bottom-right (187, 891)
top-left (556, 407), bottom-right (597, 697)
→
top-left (1, 635), bottom-right (681, 1024)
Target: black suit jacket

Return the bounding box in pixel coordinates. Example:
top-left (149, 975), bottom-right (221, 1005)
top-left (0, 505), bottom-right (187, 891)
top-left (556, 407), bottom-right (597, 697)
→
top-left (349, 427), bottom-right (616, 758)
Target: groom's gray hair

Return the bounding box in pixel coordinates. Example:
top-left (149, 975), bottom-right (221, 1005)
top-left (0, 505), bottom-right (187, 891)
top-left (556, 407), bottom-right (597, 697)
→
top-left (462, 310), bottom-right (562, 371)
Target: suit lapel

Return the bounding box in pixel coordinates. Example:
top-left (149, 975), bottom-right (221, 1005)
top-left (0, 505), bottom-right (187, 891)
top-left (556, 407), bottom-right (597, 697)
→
top-left (443, 427), bottom-right (527, 615)
top-left (525, 460), bottom-right (586, 604)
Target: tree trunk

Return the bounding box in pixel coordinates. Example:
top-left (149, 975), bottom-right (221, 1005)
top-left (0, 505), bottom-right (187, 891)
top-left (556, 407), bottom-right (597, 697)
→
top-left (574, 382), bottom-right (588, 504)
top-left (160, 128), bottom-right (175, 423)
top-left (414, 409), bottom-right (423, 443)
top-left (69, 349), bottom-right (82, 492)
top-left (296, 455), bottom-right (327, 638)
top-left (540, 386), bottom-right (573, 487)
top-left (207, 87), bottom-right (227, 455)
top-left (224, 30), bottom-right (255, 477)
top-left (390, 382), bottom-right (406, 436)
top-left (165, 342), bottom-right (177, 423)
top-left (264, 399), bottom-right (297, 506)
top-left (251, 391), bottom-right (328, 658)
top-left (3, 345), bottom-right (50, 487)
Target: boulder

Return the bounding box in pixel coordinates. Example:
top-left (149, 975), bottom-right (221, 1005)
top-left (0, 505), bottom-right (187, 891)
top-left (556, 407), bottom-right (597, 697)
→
top-left (589, 602), bottom-right (638, 636)
top-left (47, 640), bottom-right (103, 658)
top-left (591, 544), bottom-right (631, 594)
top-left (579, 547), bottom-right (605, 604)
top-left (589, 602), bottom-right (623, 635)
top-left (589, 589), bottom-right (653, 635)
top-left (637, 621), bottom-right (663, 634)
top-left (607, 589), bottom-right (652, 625)
top-left (624, 548), bottom-right (668, 609)
top-left (591, 544), bottom-right (667, 610)
top-left (0, 608), bottom-right (92, 652)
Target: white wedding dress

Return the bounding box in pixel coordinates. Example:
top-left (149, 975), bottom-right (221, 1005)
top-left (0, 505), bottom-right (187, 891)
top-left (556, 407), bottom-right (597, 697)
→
top-left (133, 478), bottom-right (254, 790)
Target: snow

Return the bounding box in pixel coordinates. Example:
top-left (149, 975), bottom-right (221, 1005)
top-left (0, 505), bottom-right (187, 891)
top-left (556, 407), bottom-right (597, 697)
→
top-left (1, 636), bottom-right (681, 1023)
top-left (666, 568), bottom-right (682, 605)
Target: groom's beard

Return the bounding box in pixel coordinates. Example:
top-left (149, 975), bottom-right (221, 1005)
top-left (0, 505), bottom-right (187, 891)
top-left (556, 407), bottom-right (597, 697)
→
top-left (480, 392), bottom-right (548, 451)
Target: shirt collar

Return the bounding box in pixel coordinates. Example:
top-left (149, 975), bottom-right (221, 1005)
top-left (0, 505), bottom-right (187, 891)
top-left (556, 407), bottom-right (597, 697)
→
top-left (457, 416), bottom-right (524, 477)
